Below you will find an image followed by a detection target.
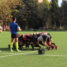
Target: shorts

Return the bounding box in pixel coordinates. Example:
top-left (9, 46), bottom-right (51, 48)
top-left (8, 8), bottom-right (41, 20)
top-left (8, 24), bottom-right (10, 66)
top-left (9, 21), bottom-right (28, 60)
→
top-left (11, 34), bottom-right (18, 38)
top-left (42, 35), bottom-right (47, 42)
top-left (39, 41), bottom-right (43, 45)
top-left (47, 38), bottom-right (51, 42)
top-left (42, 35), bottom-right (51, 42)
top-left (19, 36), bottom-right (24, 42)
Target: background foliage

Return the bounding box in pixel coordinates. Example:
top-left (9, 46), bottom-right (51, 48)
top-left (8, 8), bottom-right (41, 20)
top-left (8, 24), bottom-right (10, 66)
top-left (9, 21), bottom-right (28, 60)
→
top-left (0, 0), bottom-right (67, 30)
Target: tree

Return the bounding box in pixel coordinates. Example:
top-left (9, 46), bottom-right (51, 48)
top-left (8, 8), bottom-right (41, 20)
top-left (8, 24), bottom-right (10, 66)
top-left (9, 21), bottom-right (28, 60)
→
top-left (0, 0), bottom-right (23, 22)
top-left (7, 0), bottom-right (23, 17)
top-left (50, 0), bottom-right (59, 29)
top-left (21, 0), bottom-right (43, 29)
top-left (0, 0), bottom-right (11, 24)
top-left (38, 0), bottom-right (51, 28)
top-left (61, 1), bottom-right (67, 29)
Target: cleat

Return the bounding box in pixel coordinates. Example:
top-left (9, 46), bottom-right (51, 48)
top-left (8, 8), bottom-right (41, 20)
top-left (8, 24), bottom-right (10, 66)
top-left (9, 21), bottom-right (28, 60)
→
top-left (16, 50), bottom-right (21, 52)
top-left (10, 49), bottom-right (13, 52)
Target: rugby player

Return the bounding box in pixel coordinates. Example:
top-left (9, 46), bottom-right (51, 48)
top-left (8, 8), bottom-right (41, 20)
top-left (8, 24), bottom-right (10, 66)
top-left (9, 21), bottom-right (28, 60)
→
top-left (38, 32), bottom-right (58, 50)
top-left (10, 17), bottom-right (21, 52)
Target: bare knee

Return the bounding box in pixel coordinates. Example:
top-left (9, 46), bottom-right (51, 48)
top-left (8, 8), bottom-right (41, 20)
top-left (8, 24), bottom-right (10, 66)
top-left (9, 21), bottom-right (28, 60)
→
top-left (15, 38), bottom-right (18, 42)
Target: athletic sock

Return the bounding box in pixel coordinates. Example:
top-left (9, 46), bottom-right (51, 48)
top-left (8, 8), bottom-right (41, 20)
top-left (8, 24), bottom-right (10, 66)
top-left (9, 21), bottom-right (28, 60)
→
top-left (15, 42), bottom-right (19, 51)
top-left (10, 42), bottom-right (13, 51)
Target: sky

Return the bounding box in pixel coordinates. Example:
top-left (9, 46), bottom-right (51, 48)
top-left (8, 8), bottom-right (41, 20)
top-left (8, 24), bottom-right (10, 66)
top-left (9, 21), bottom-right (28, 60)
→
top-left (58, 0), bottom-right (62, 6)
top-left (38, 0), bottom-right (63, 6)
top-left (48, 0), bottom-right (62, 6)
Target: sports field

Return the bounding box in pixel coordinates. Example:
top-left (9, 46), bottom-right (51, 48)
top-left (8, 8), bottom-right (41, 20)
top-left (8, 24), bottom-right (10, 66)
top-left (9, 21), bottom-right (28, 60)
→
top-left (0, 31), bottom-right (67, 67)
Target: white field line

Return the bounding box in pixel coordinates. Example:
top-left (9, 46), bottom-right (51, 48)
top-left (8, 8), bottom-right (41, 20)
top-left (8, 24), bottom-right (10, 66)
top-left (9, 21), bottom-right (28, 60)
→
top-left (43, 54), bottom-right (67, 57)
top-left (0, 51), bottom-right (36, 58)
top-left (0, 51), bottom-right (67, 58)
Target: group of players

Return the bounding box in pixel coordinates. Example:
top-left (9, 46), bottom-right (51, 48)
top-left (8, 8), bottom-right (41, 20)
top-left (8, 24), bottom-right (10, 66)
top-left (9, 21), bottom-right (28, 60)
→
top-left (9, 17), bottom-right (58, 52)
top-left (11, 32), bottom-right (58, 50)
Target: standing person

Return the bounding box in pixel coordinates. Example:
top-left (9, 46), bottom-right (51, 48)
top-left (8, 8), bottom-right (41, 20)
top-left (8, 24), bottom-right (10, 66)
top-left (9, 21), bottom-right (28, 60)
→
top-left (10, 17), bottom-right (21, 52)
top-left (0, 26), bottom-right (3, 33)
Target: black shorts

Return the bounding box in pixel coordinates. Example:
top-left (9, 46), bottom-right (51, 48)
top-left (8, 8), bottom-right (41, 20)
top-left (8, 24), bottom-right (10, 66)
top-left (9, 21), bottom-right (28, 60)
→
top-left (11, 34), bottom-right (18, 38)
top-left (47, 38), bottom-right (51, 42)
top-left (39, 41), bottom-right (43, 45)
top-left (42, 35), bottom-right (47, 41)
top-left (42, 35), bottom-right (50, 42)
top-left (19, 36), bottom-right (23, 42)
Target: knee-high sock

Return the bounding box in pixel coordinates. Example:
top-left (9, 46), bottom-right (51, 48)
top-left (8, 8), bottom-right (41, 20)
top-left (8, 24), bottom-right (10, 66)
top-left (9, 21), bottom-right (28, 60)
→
top-left (10, 42), bottom-right (13, 50)
top-left (16, 42), bottom-right (18, 50)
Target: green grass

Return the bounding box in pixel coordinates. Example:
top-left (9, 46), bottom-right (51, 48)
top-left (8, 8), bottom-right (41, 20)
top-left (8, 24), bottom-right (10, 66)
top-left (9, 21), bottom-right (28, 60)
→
top-left (0, 31), bottom-right (67, 67)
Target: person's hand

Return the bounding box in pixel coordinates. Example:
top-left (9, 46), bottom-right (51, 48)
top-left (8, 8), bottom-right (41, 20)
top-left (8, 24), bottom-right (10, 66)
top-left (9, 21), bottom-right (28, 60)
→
top-left (19, 28), bottom-right (22, 31)
top-left (18, 26), bottom-right (22, 31)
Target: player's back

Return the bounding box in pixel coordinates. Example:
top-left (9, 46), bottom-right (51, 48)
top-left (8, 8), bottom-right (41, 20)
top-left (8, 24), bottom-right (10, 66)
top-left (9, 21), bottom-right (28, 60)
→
top-left (10, 22), bottom-right (18, 34)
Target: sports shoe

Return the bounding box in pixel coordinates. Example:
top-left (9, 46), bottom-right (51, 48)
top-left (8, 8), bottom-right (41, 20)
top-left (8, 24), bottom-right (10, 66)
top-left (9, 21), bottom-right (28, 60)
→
top-left (10, 49), bottom-right (13, 52)
top-left (16, 49), bottom-right (21, 52)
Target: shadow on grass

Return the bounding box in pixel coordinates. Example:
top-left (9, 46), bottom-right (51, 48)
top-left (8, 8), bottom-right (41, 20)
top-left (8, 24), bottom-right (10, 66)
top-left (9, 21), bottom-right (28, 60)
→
top-left (26, 54), bottom-right (45, 55)
top-left (0, 48), bottom-right (39, 52)
top-left (0, 48), bottom-right (9, 52)
top-left (0, 47), bottom-right (47, 52)
top-left (21, 48), bottom-right (38, 51)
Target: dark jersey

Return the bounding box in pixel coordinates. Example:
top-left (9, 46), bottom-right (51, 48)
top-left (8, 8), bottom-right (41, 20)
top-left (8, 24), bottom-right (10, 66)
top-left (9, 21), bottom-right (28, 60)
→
top-left (10, 22), bottom-right (19, 34)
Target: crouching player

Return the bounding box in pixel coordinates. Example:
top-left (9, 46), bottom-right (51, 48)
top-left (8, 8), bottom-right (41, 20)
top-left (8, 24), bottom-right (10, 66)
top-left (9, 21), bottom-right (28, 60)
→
top-left (44, 33), bottom-right (58, 50)
top-left (18, 33), bottom-right (41, 50)
top-left (10, 17), bottom-right (21, 52)
top-left (38, 32), bottom-right (58, 50)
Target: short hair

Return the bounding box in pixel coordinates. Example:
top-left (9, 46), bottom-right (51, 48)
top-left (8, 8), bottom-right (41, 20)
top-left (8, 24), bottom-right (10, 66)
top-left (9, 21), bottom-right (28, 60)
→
top-left (12, 17), bottom-right (16, 21)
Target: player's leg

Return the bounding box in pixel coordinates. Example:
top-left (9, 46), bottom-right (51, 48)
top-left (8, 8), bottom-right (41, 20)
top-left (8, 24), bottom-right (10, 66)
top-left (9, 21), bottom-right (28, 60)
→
top-left (48, 38), bottom-right (58, 50)
top-left (31, 42), bottom-right (35, 50)
top-left (42, 35), bottom-right (49, 48)
top-left (51, 43), bottom-right (58, 50)
top-left (10, 38), bottom-right (15, 52)
top-left (35, 41), bottom-right (41, 48)
top-left (15, 37), bottom-right (19, 51)
top-left (10, 34), bottom-right (15, 52)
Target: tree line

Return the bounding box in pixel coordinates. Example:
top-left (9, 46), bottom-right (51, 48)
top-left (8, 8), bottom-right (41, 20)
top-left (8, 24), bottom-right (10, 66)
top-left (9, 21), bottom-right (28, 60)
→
top-left (0, 0), bottom-right (67, 30)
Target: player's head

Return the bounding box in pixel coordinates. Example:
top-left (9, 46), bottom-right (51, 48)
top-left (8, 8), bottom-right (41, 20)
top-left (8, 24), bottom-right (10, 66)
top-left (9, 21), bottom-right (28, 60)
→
top-left (42, 32), bottom-right (47, 34)
top-left (12, 17), bottom-right (16, 22)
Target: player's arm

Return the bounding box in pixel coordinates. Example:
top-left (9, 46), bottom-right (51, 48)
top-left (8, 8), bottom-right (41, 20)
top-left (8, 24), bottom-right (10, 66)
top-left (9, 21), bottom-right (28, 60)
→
top-left (16, 23), bottom-right (22, 31)
top-left (18, 26), bottom-right (22, 31)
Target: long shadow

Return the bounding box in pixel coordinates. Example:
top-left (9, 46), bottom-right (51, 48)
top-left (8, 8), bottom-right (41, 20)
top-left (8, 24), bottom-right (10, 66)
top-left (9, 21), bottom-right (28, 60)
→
top-left (0, 48), bottom-right (9, 52)
top-left (21, 48), bottom-right (38, 51)
top-left (0, 48), bottom-right (39, 52)
top-left (25, 54), bottom-right (45, 55)
top-left (0, 47), bottom-right (47, 52)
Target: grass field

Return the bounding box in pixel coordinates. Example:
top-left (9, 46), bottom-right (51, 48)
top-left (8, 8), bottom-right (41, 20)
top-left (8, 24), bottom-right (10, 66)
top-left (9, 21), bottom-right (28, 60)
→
top-left (0, 31), bottom-right (67, 67)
